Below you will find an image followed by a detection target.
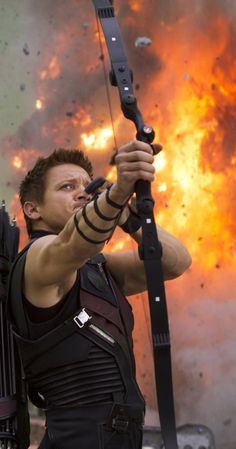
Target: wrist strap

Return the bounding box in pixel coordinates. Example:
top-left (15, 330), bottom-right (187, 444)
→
top-left (105, 184), bottom-right (126, 210)
top-left (94, 196), bottom-right (120, 221)
top-left (82, 204), bottom-right (114, 233)
top-left (74, 214), bottom-right (108, 244)
top-left (120, 206), bottom-right (142, 234)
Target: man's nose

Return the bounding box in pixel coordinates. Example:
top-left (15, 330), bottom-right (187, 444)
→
top-left (74, 188), bottom-right (91, 202)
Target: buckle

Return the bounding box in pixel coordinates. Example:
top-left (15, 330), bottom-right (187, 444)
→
top-left (73, 308), bottom-right (92, 328)
top-left (112, 415), bottom-right (129, 433)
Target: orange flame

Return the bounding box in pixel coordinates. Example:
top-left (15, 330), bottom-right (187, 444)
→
top-left (7, 2), bottom-right (235, 275)
top-left (81, 127), bottom-right (113, 150)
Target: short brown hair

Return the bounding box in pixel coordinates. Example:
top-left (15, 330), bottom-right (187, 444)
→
top-left (19, 148), bottom-right (93, 236)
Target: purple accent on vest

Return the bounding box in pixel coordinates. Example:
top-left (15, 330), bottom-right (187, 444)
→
top-left (0, 396), bottom-right (17, 420)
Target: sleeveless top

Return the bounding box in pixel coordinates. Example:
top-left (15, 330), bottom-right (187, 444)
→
top-left (8, 231), bottom-right (144, 411)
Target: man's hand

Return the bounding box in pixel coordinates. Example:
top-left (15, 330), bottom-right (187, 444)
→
top-left (115, 140), bottom-right (155, 197)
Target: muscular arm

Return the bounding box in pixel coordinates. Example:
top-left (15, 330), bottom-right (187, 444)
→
top-left (24, 183), bottom-right (129, 306)
top-left (104, 223), bottom-right (192, 296)
top-left (24, 140), bottom-right (155, 307)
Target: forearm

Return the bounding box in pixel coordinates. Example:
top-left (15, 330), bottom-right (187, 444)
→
top-left (25, 140), bottom-right (160, 290)
top-left (122, 218), bottom-right (192, 279)
top-left (59, 183), bottom-right (130, 261)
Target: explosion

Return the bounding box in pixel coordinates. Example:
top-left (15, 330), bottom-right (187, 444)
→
top-left (1, 0), bottom-right (234, 271)
top-left (1, 1), bottom-right (236, 444)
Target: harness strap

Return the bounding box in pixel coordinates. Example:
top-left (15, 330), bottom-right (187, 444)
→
top-left (0, 396), bottom-right (17, 420)
top-left (79, 321), bottom-right (145, 408)
top-left (13, 308), bottom-right (143, 408)
top-left (7, 247), bottom-right (31, 338)
top-left (14, 307), bottom-right (130, 374)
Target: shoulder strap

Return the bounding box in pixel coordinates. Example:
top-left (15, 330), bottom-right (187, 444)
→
top-left (9, 249), bottom-right (106, 339)
top-left (88, 252), bottom-right (106, 265)
top-left (7, 240), bottom-right (36, 338)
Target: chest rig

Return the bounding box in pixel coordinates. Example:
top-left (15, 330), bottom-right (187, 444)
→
top-left (8, 243), bottom-right (145, 411)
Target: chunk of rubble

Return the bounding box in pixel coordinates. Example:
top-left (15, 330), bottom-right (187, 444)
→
top-left (135, 37), bottom-right (152, 47)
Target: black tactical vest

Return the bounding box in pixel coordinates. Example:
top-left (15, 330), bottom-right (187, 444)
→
top-left (8, 235), bottom-right (145, 413)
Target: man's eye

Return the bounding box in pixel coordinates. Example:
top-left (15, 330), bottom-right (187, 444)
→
top-left (61, 184), bottom-right (74, 190)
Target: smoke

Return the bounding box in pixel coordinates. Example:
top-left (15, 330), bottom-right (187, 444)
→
top-left (1, 0), bottom-right (236, 179)
top-left (1, 2), bottom-right (236, 444)
top-left (1, 0), bottom-right (236, 241)
top-left (1, 0), bottom-right (109, 188)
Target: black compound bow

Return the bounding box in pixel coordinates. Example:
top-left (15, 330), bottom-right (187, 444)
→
top-left (91, 1), bottom-right (178, 448)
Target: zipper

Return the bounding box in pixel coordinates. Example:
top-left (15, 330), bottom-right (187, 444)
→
top-left (89, 324), bottom-right (115, 344)
top-left (97, 262), bottom-right (109, 285)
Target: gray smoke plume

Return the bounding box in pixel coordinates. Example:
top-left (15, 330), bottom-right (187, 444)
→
top-left (1, 0), bottom-right (236, 186)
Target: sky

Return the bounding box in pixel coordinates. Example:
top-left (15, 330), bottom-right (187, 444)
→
top-left (0, 0), bottom-right (37, 204)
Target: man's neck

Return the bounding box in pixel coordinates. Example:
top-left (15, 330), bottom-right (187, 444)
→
top-left (30, 229), bottom-right (58, 239)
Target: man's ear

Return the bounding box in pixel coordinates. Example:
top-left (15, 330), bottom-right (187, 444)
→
top-left (23, 201), bottom-right (41, 220)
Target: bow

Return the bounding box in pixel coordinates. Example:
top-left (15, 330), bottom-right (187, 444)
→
top-left (91, 1), bottom-right (178, 448)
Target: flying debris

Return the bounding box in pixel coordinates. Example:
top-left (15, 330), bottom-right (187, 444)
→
top-left (135, 37), bottom-right (152, 48)
top-left (183, 72), bottom-right (190, 81)
top-left (82, 22), bottom-right (89, 30)
top-left (23, 43), bottom-right (30, 55)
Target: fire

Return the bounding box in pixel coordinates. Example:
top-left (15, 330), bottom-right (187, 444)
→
top-left (106, 166), bottom-right (116, 183)
top-left (158, 183), bottom-right (167, 192)
top-left (2, 5), bottom-right (236, 441)
top-left (81, 127), bottom-right (113, 150)
top-left (154, 89), bottom-right (232, 268)
top-left (13, 156), bottom-right (23, 170)
top-left (40, 56), bottom-right (60, 80)
top-left (35, 99), bottom-right (43, 110)
top-left (2, 1), bottom-right (235, 274)
top-left (108, 237), bottom-right (127, 252)
top-left (10, 195), bottom-right (28, 249)
top-left (11, 149), bottom-right (41, 173)
top-left (128, 1), bottom-right (142, 13)
top-left (153, 151), bottom-right (167, 173)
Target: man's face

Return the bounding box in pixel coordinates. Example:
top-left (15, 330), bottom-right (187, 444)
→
top-left (35, 163), bottom-right (91, 232)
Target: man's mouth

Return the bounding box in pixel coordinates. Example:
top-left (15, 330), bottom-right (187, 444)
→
top-left (73, 203), bottom-right (87, 211)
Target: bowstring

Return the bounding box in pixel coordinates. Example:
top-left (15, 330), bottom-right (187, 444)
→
top-left (94, 4), bottom-right (152, 349)
top-left (95, 15), bottom-right (118, 155)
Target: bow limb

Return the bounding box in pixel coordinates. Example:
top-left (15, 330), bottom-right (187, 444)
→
top-left (91, 2), bottom-right (178, 448)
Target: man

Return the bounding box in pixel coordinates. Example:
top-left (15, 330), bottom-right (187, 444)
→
top-left (8, 140), bottom-right (191, 449)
